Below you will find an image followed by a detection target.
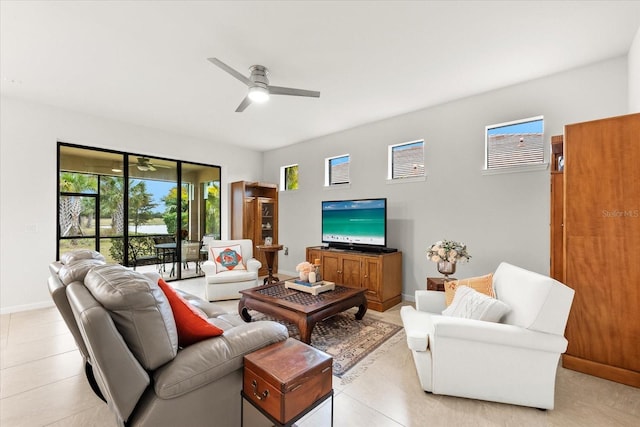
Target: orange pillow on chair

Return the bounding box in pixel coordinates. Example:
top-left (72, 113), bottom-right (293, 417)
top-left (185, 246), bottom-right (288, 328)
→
top-left (157, 278), bottom-right (223, 347)
top-left (444, 273), bottom-right (495, 307)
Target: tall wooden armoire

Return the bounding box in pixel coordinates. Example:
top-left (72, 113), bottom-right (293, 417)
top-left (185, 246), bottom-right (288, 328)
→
top-left (557, 113), bottom-right (640, 387)
top-left (230, 181), bottom-right (278, 276)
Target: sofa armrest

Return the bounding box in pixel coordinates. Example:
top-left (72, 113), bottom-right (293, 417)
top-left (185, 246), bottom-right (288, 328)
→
top-left (153, 320), bottom-right (288, 399)
top-left (201, 260), bottom-right (217, 276)
top-left (246, 257), bottom-right (262, 272)
top-left (400, 305), bottom-right (434, 352)
top-left (430, 315), bottom-right (568, 353)
top-left (415, 290), bottom-right (446, 314)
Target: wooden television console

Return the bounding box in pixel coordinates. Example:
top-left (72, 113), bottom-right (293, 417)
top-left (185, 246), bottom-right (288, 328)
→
top-left (306, 246), bottom-right (402, 312)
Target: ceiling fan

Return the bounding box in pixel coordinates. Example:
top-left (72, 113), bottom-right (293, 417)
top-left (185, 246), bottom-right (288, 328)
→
top-left (130, 157), bottom-right (171, 172)
top-left (207, 58), bottom-right (320, 112)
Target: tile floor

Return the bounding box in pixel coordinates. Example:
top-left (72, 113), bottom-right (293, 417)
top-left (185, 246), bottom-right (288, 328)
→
top-left (1, 277), bottom-right (639, 426)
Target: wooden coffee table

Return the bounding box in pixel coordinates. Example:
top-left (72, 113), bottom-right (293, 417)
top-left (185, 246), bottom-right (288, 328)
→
top-left (238, 282), bottom-right (367, 344)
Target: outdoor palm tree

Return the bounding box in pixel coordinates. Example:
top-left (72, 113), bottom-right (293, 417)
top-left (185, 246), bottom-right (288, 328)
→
top-left (100, 176), bottom-right (124, 235)
top-left (59, 172), bottom-right (97, 237)
top-left (129, 180), bottom-right (157, 234)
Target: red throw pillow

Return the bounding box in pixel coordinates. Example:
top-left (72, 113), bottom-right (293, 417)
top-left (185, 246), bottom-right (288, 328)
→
top-left (157, 278), bottom-right (223, 347)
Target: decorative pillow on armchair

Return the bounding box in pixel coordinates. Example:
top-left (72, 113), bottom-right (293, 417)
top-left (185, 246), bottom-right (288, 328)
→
top-left (444, 273), bottom-right (494, 306)
top-left (442, 285), bottom-right (510, 323)
top-left (209, 245), bottom-right (247, 273)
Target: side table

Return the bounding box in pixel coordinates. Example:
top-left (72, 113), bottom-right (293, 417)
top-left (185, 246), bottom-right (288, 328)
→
top-left (426, 277), bottom-right (457, 292)
top-left (241, 338), bottom-right (333, 427)
top-left (256, 244), bottom-right (283, 284)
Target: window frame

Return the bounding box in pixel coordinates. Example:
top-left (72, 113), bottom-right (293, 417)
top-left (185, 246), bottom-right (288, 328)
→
top-left (279, 164), bottom-right (299, 191)
top-left (57, 142), bottom-right (221, 280)
top-left (387, 139), bottom-right (425, 182)
top-left (325, 154), bottom-right (350, 187)
top-left (483, 115), bottom-right (547, 174)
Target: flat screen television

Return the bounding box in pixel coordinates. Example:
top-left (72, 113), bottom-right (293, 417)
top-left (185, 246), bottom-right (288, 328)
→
top-left (321, 198), bottom-right (387, 251)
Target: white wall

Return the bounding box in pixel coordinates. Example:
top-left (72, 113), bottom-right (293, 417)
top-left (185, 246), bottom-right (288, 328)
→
top-left (629, 25), bottom-right (640, 113)
top-left (0, 97), bottom-right (263, 313)
top-left (263, 57), bottom-right (629, 301)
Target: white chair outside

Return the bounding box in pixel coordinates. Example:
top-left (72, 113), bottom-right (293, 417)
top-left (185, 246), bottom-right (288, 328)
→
top-left (181, 241), bottom-right (202, 274)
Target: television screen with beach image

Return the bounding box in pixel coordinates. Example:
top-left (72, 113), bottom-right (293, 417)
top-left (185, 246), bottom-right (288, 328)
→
top-left (321, 198), bottom-right (386, 247)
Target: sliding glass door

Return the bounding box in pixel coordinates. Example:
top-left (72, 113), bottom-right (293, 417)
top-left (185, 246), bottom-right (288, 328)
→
top-left (58, 143), bottom-right (220, 281)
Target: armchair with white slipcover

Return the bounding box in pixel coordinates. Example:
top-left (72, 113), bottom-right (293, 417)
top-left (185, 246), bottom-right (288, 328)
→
top-left (201, 239), bottom-right (261, 301)
top-left (400, 262), bottom-right (574, 410)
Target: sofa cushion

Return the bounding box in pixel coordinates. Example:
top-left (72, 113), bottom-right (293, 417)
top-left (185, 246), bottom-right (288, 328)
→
top-left (442, 285), bottom-right (510, 323)
top-left (206, 269), bottom-right (257, 284)
top-left (157, 278), bottom-right (224, 347)
top-left (84, 264), bottom-right (178, 370)
top-left (60, 249), bottom-right (106, 265)
top-left (210, 244), bottom-right (246, 272)
top-left (58, 258), bottom-right (106, 285)
top-left (444, 273), bottom-right (494, 306)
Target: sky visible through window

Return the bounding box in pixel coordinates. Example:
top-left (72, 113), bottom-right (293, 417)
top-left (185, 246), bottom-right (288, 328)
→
top-left (488, 119), bottom-right (543, 135)
top-left (394, 141), bottom-right (423, 151)
top-left (330, 155), bottom-right (349, 165)
top-left (133, 179), bottom-right (175, 213)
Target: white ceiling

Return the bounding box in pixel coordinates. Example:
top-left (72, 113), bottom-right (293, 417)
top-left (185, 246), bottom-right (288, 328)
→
top-left (2, 1), bottom-right (640, 151)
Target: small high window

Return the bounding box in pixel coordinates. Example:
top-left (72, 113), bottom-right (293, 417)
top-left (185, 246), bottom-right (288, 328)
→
top-left (485, 116), bottom-right (544, 170)
top-left (280, 164), bottom-right (299, 191)
top-left (388, 140), bottom-right (425, 180)
top-left (325, 154), bottom-right (350, 186)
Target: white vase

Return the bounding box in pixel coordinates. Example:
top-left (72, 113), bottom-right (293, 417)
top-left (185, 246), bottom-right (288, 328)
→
top-left (299, 271), bottom-right (309, 281)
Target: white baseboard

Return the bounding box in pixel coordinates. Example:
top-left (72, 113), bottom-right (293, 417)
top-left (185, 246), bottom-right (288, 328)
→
top-left (1, 300), bottom-right (54, 315)
top-left (277, 269), bottom-right (298, 278)
top-left (402, 292), bottom-right (415, 303)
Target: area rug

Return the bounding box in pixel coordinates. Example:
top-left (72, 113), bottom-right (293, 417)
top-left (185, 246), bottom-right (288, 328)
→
top-left (252, 310), bottom-right (403, 378)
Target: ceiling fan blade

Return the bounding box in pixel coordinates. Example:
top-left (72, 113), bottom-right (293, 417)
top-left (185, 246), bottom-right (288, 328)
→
top-left (235, 96), bottom-right (252, 112)
top-left (269, 85), bottom-right (320, 98)
top-left (207, 58), bottom-right (251, 86)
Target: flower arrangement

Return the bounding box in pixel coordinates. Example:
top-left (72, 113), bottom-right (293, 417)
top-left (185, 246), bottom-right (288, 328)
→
top-left (427, 240), bottom-right (471, 264)
top-left (296, 261), bottom-right (315, 281)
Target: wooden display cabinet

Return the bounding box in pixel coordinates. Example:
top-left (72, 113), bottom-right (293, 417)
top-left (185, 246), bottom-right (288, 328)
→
top-left (550, 135), bottom-right (564, 282)
top-left (231, 181), bottom-right (278, 277)
top-left (306, 246), bottom-right (402, 311)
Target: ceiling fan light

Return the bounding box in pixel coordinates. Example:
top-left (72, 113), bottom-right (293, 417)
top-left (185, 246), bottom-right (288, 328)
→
top-left (248, 86), bottom-right (269, 103)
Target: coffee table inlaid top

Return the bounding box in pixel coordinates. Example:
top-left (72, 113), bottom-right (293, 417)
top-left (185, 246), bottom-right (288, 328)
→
top-left (239, 281), bottom-right (367, 344)
top-left (239, 282), bottom-right (364, 314)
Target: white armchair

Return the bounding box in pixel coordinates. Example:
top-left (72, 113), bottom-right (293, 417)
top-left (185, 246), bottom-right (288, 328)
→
top-left (400, 262), bottom-right (574, 410)
top-left (201, 239), bottom-right (261, 301)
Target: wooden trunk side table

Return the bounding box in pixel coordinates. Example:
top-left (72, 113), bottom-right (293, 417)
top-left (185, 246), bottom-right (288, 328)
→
top-left (426, 277), bottom-right (457, 292)
top-left (241, 338), bottom-right (333, 427)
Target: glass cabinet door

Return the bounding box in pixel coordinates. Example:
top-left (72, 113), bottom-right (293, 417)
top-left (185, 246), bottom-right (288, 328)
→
top-left (259, 199), bottom-right (275, 245)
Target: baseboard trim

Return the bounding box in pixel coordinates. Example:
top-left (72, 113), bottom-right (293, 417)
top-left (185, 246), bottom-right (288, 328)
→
top-left (0, 300), bottom-right (54, 315)
top-left (562, 354), bottom-right (640, 388)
